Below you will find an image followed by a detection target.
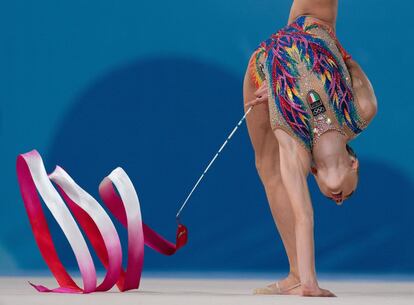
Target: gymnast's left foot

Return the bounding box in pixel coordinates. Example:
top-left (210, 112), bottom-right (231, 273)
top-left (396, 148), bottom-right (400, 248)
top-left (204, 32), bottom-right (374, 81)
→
top-left (253, 272), bottom-right (301, 295)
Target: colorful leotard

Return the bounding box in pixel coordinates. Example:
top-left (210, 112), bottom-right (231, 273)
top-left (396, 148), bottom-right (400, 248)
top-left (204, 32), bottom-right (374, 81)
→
top-left (248, 15), bottom-right (368, 152)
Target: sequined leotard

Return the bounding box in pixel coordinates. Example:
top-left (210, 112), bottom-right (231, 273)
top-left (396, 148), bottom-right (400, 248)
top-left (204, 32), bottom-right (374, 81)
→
top-left (248, 15), bottom-right (368, 152)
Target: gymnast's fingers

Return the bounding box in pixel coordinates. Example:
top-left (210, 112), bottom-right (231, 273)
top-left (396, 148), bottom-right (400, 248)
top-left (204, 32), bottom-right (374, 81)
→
top-left (254, 82), bottom-right (267, 97)
top-left (245, 96), bottom-right (268, 108)
top-left (257, 94), bottom-right (268, 102)
top-left (254, 88), bottom-right (267, 98)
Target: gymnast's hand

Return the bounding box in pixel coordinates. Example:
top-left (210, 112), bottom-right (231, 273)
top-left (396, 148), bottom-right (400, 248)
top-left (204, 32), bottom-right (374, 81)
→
top-left (245, 81), bottom-right (268, 108)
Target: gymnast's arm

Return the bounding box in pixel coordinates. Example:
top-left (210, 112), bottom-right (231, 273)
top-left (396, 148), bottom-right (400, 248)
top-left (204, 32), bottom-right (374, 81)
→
top-left (275, 131), bottom-right (315, 288)
top-left (275, 130), bottom-right (335, 297)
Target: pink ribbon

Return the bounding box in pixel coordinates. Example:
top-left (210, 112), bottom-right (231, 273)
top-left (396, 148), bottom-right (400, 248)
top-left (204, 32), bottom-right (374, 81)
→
top-left (16, 150), bottom-right (187, 293)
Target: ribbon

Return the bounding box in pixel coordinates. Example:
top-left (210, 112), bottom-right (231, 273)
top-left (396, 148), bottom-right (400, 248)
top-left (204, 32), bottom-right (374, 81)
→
top-left (16, 150), bottom-right (188, 293)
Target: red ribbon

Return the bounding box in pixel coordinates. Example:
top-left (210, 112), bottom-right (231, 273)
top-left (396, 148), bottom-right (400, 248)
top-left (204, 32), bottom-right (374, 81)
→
top-left (16, 150), bottom-right (187, 293)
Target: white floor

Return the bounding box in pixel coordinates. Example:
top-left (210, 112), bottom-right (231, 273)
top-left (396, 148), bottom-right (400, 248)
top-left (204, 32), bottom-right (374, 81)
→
top-left (1, 276), bottom-right (413, 305)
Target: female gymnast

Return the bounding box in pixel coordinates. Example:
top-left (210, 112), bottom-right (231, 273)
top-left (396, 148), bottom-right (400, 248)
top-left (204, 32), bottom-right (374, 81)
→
top-left (243, 0), bottom-right (377, 297)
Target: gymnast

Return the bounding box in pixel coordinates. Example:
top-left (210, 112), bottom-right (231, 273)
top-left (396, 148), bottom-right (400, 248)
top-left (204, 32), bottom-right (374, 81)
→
top-left (243, 0), bottom-right (377, 297)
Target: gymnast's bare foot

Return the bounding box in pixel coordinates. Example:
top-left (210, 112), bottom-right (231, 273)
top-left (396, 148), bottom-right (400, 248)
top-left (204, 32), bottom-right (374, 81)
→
top-left (301, 285), bottom-right (336, 297)
top-left (253, 272), bottom-right (301, 295)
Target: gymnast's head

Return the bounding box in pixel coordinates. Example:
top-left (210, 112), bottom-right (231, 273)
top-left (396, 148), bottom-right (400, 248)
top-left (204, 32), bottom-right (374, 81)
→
top-left (310, 136), bottom-right (359, 205)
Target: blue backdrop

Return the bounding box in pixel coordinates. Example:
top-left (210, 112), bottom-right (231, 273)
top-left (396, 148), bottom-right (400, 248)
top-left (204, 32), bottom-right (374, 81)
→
top-left (1, 0), bottom-right (413, 275)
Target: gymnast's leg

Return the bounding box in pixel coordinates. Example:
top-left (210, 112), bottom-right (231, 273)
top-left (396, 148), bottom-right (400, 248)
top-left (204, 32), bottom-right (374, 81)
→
top-left (243, 67), bottom-right (301, 295)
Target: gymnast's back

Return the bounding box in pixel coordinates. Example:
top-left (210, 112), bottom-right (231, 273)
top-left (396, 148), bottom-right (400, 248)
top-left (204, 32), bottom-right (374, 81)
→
top-left (247, 15), bottom-right (369, 153)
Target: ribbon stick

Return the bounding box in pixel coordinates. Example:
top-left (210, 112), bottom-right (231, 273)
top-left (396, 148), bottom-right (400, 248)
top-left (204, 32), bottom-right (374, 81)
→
top-left (175, 105), bottom-right (253, 220)
top-left (16, 150), bottom-right (187, 293)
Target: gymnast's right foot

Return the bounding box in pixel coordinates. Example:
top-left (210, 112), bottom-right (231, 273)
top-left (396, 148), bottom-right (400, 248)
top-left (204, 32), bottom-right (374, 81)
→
top-left (253, 272), bottom-right (301, 295)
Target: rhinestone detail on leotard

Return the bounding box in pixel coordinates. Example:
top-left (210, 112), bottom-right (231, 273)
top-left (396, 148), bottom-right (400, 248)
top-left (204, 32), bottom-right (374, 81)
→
top-left (248, 15), bottom-right (368, 152)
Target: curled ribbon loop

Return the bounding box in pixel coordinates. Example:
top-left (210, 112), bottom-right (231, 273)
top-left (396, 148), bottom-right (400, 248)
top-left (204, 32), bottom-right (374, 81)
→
top-left (16, 150), bottom-right (188, 293)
